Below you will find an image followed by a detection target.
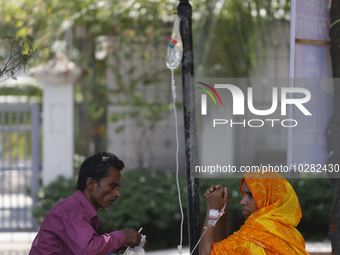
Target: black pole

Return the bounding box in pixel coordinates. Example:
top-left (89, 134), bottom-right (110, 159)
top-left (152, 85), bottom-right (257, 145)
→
top-left (177, 1), bottom-right (200, 254)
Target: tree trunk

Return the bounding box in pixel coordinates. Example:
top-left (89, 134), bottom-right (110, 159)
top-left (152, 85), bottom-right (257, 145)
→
top-left (326, 1), bottom-right (340, 253)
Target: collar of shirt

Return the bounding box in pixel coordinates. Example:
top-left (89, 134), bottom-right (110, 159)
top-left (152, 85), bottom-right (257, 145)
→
top-left (73, 190), bottom-right (99, 230)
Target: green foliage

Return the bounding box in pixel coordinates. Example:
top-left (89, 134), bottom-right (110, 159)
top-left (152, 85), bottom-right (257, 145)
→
top-left (0, 34), bottom-right (37, 82)
top-left (289, 178), bottom-right (333, 241)
top-left (193, 0), bottom-right (290, 77)
top-left (33, 169), bottom-right (332, 250)
top-left (32, 175), bottom-right (78, 224)
top-left (0, 84), bottom-right (42, 97)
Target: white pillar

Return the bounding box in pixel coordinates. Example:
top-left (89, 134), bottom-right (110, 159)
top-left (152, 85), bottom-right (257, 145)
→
top-left (30, 53), bottom-right (83, 186)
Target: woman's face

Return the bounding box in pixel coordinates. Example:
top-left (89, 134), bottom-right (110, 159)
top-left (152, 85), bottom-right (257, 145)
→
top-left (240, 180), bottom-right (258, 219)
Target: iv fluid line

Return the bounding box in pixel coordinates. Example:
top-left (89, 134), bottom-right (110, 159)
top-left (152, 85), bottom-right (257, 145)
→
top-left (171, 69), bottom-right (176, 99)
top-left (166, 13), bottom-right (183, 254)
top-left (172, 76), bottom-right (183, 252)
top-left (171, 68), bottom-right (175, 86)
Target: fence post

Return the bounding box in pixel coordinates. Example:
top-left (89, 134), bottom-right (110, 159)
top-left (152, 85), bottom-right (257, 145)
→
top-left (30, 103), bottom-right (40, 230)
top-left (30, 53), bottom-right (84, 186)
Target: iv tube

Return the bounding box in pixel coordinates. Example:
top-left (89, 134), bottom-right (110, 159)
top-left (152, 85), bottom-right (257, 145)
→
top-left (165, 14), bottom-right (184, 255)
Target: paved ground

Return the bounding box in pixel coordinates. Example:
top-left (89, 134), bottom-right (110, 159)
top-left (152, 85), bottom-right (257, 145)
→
top-left (0, 232), bottom-right (332, 254)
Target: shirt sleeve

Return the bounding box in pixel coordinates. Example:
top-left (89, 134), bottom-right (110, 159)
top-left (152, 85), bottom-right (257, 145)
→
top-left (55, 205), bottom-right (126, 255)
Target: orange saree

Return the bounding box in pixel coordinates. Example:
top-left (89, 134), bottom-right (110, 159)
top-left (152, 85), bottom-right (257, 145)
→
top-left (211, 172), bottom-right (309, 255)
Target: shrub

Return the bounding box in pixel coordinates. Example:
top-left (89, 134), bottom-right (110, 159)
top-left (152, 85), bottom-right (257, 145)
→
top-left (32, 175), bottom-right (78, 225)
top-left (289, 178), bottom-right (333, 241)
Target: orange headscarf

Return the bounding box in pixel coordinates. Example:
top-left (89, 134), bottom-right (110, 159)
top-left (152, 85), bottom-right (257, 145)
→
top-left (211, 172), bottom-right (309, 255)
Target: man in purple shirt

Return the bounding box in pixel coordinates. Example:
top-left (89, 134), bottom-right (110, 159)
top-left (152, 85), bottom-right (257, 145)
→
top-left (29, 152), bottom-right (143, 255)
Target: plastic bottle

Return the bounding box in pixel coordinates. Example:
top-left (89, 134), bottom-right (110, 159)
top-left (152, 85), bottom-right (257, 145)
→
top-left (165, 15), bottom-right (183, 70)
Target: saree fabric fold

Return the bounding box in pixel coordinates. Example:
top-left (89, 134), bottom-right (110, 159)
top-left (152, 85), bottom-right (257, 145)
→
top-left (211, 172), bottom-right (309, 255)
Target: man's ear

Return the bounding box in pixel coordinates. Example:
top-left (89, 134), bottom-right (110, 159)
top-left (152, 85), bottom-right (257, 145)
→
top-left (86, 177), bottom-right (97, 191)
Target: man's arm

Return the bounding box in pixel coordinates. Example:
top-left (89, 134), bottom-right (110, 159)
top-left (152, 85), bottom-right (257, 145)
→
top-left (57, 207), bottom-right (140, 255)
top-left (199, 185), bottom-right (229, 255)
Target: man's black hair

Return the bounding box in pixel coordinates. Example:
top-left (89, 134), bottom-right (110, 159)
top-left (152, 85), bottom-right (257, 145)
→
top-left (77, 152), bottom-right (125, 191)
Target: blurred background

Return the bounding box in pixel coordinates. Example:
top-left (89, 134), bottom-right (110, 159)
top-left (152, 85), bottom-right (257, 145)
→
top-left (0, 0), bottom-right (333, 254)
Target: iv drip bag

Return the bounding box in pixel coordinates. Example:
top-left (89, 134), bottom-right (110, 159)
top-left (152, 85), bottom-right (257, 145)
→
top-left (165, 15), bottom-right (183, 70)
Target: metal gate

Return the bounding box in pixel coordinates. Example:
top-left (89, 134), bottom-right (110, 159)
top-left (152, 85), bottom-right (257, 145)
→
top-left (0, 103), bottom-right (40, 232)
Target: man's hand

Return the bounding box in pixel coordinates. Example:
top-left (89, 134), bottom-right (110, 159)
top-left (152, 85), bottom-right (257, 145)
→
top-left (143, 239), bottom-right (149, 249)
top-left (120, 229), bottom-right (141, 248)
top-left (204, 184), bottom-right (230, 211)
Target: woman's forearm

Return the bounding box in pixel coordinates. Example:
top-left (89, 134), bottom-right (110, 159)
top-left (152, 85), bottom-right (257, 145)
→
top-left (199, 213), bottom-right (216, 255)
top-left (214, 213), bottom-right (228, 242)
top-left (200, 185), bottom-right (230, 255)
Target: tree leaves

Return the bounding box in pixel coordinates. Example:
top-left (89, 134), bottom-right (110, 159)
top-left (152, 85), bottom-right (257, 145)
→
top-left (0, 34), bottom-right (37, 82)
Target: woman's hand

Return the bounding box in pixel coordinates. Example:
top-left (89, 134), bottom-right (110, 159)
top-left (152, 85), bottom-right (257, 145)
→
top-left (204, 184), bottom-right (230, 211)
top-left (199, 184), bottom-right (230, 255)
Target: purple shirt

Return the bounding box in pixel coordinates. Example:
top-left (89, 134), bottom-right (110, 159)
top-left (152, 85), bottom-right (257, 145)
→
top-left (29, 190), bottom-right (126, 255)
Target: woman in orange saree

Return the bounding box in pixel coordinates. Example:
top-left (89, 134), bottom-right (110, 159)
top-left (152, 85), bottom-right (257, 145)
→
top-left (199, 172), bottom-right (309, 255)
